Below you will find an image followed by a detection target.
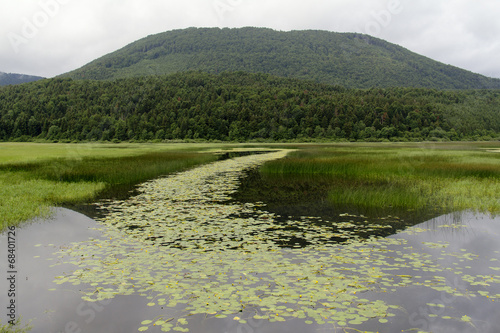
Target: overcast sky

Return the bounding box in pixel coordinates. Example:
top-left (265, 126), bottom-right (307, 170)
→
top-left (1, 0), bottom-right (499, 79)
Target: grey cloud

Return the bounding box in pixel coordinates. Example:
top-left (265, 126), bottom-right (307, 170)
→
top-left (0, 0), bottom-right (499, 79)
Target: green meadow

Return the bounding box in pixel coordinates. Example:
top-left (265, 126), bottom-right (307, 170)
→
top-left (0, 143), bottom-right (219, 230)
top-left (256, 142), bottom-right (500, 215)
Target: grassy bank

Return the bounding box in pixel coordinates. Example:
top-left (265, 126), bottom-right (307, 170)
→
top-left (0, 143), bottom-right (218, 230)
top-left (257, 142), bottom-right (500, 214)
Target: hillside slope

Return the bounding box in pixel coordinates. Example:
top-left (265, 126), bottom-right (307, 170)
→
top-left (62, 27), bottom-right (500, 89)
top-left (0, 72), bottom-right (45, 86)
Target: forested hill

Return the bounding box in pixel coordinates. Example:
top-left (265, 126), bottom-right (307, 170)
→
top-left (62, 27), bottom-right (500, 89)
top-left (0, 72), bottom-right (45, 86)
top-left (1, 72), bottom-right (499, 142)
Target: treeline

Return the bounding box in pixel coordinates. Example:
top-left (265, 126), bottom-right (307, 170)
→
top-left (0, 72), bottom-right (499, 142)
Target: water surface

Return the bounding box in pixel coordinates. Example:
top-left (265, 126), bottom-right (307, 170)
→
top-left (1, 151), bottom-right (499, 333)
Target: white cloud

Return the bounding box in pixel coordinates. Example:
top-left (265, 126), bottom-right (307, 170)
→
top-left (378, 0), bottom-right (500, 78)
top-left (0, 0), bottom-right (499, 79)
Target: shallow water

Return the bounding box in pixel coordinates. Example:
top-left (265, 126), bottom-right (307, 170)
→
top-left (354, 211), bottom-right (500, 333)
top-left (0, 208), bottom-right (180, 332)
top-left (233, 168), bottom-right (448, 238)
top-left (1, 151), bottom-right (499, 333)
top-left (1, 210), bottom-right (499, 333)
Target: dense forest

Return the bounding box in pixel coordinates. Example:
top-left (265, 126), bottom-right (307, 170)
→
top-left (0, 71), bottom-right (44, 86)
top-left (1, 72), bottom-right (499, 142)
top-left (62, 27), bottom-right (500, 90)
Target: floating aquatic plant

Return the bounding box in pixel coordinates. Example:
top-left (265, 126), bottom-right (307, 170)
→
top-left (49, 150), bottom-right (500, 332)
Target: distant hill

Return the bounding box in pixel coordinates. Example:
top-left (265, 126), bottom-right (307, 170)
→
top-left (62, 27), bottom-right (500, 89)
top-left (0, 72), bottom-right (44, 86)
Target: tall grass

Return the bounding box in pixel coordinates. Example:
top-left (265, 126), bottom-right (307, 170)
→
top-left (0, 172), bottom-right (104, 225)
top-left (0, 148), bottom-right (218, 230)
top-left (259, 145), bottom-right (500, 214)
top-left (4, 152), bottom-right (217, 185)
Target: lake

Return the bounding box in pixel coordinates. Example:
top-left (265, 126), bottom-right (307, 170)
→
top-left (1, 151), bottom-right (499, 333)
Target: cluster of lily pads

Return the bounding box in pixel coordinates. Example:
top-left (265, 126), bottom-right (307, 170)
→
top-left (50, 150), bottom-right (500, 332)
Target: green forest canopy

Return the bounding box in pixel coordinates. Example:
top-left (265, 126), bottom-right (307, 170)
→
top-left (62, 27), bottom-right (500, 90)
top-left (1, 72), bottom-right (499, 142)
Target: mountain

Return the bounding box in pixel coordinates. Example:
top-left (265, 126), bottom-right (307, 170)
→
top-left (62, 27), bottom-right (500, 89)
top-left (0, 72), bottom-right (45, 86)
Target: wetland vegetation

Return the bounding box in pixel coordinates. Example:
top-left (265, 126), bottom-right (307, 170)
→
top-left (2, 141), bottom-right (499, 231)
top-left (0, 143), bottom-right (218, 230)
top-left (46, 144), bottom-right (500, 333)
top-left (2, 25), bottom-right (500, 333)
top-left (1, 142), bottom-right (500, 333)
top-left (237, 142), bottom-right (500, 214)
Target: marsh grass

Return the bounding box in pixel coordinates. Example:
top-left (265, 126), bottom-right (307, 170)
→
top-left (0, 142), bottom-right (219, 164)
top-left (0, 172), bottom-right (104, 226)
top-left (0, 318), bottom-right (32, 333)
top-left (258, 145), bottom-right (500, 214)
top-left (0, 147), bottom-right (217, 230)
top-left (5, 152), bottom-right (217, 184)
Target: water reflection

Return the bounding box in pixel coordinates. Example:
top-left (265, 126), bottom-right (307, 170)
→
top-left (1, 209), bottom-right (499, 332)
top-left (0, 209), bottom-right (169, 333)
top-left (2, 148), bottom-right (499, 333)
top-left (369, 211), bottom-right (500, 333)
top-left (232, 166), bottom-right (500, 332)
top-left (232, 168), bottom-right (448, 247)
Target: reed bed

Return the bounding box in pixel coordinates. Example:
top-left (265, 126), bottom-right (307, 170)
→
top-left (259, 145), bottom-right (500, 214)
